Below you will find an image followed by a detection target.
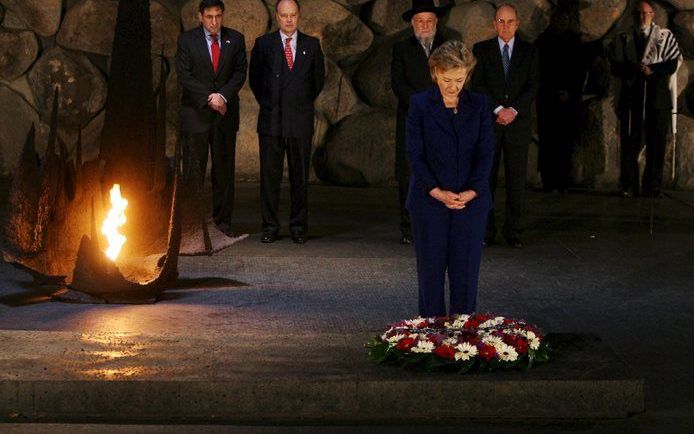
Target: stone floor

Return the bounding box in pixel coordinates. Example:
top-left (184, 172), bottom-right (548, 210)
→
top-left (0, 181), bottom-right (692, 432)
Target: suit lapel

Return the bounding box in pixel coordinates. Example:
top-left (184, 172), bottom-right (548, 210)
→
top-left (508, 38), bottom-right (524, 80)
top-left (196, 27), bottom-right (215, 77)
top-left (282, 32), bottom-right (307, 87)
top-left (291, 33), bottom-right (307, 73)
top-left (488, 39), bottom-right (505, 81)
top-left (428, 89), bottom-right (456, 140)
top-left (453, 91), bottom-right (473, 140)
top-left (432, 32), bottom-right (444, 52)
top-left (215, 28), bottom-right (231, 77)
top-left (409, 35), bottom-right (430, 62)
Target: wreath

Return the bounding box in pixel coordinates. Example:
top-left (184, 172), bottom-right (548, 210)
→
top-left (367, 313), bottom-right (550, 373)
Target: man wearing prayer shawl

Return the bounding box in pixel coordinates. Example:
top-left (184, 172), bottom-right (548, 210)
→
top-left (608, 0), bottom-right (682, 198)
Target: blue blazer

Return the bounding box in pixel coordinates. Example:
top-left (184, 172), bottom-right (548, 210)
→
top-left (405, 88), bottom-right (494, 214)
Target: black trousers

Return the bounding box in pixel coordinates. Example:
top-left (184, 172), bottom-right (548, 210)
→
top-left (182, 124), bottom-right (236, 231)
top-left (620, 107), bottom-right (671, 195)
top-left (259, 134), bottom-right (312, 234)
top-left (487, 129), bottom-right (529, 240)
top-left (537, 99), bottom-right (579, 192)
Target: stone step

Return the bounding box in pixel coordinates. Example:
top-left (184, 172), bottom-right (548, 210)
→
top-left (0, 331), bottom-right (643, 424)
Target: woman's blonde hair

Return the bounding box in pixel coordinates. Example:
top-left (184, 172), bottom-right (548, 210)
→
top-left (428, 40), bottom-right (476, 83)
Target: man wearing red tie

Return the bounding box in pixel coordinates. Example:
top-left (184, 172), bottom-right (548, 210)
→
top-left (176, 0), bottom-right (247, 237)
top-left (249, 0), bottom-right (325, 244)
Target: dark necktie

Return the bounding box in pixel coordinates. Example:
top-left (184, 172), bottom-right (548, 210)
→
top-left (210, 33), bottom-right (220, 73)
top-left (502, 43), bottom-right (510, 80)
top-left (636, 30), bottom-right (648, 59)
top-left (284, 37), bottom-right (294, 70)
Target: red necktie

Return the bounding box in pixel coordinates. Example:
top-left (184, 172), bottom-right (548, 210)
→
top-left (211, 33), bottom-right (220, 73)
top-left (284, 37), bottom-right (294, 70)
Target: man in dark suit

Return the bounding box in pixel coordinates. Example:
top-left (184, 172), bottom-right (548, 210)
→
top-left (608, 0), bottom-right (682, 198)
top-left (176, 0), bottom-right (247, 237)
top-left (391, 0), bottom-right (447, 245)
top-left (249, 0), bottom-right (325, 244)
top-left (536, 3), bottom-right (586, 194)
top-left (471, 4), bottom-right (539, 248)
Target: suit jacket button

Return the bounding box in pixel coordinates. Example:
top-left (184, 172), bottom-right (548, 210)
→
top-left (276, 74), bottom-right (280, 78)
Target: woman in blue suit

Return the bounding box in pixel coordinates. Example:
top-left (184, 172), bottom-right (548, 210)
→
top-left (406, 40), bottom-right (494, 317)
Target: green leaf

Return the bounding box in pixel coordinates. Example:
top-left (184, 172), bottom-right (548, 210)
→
top-left (457, 359), bottom-right (475, 374)
top-left (526, 351), bottom-right (535, 369)
top-left (534, 343), bottom-right (550, 363)
top-left (401, 353), bottom-right (428, 367)
top-left (367, 343), bottom-right (391, 364)
top-left (424, 355), bottom-right (450, 372)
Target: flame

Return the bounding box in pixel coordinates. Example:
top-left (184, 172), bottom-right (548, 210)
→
top-left (101, 184), bottom-right (128, 261)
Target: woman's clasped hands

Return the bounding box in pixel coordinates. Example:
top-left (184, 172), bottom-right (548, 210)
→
top-left (429, 187), bottom-right (477, 209)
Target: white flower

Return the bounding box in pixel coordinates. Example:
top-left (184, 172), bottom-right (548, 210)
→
top-left (454, 342), bottom-right (478, 361)
top-left (444, 337), bottom-right (458, 346)
top-left (386, 334), bottom-right (407, 346)
top-left (528, 336), bottom-right (540, 350)
top-left (495, 343), bottom-right (518, 362)
top-left (482, 335), bottom-right (503, 346)
top-left (411, 339), bottom-right (435, 353)
top-left (404, 317), bottom-right (423, 326)
top-left (479, 317), bottom-right (504, 329)
top-left (448, 314), bottom-right (470, 329)
top-left (449, 319), bottom-right (466, 329)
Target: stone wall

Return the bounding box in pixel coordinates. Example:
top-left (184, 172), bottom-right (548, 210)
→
top-left (1, 0), bottom-right (693, 189)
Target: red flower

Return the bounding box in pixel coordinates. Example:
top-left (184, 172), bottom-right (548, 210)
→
top-left (478, 343), bottom-right (497, 361)
top-left (432, 317), bottom-right (448, 328)
top-left (503, 334), bottom-right (528, 354)
top-left (464, 313), bottom-right (492, 328)
top-left (434, 344), bottom-right (456, 360)
top-left (515, 338), bottom-right (529, 354)
top-left (426, 333), bottom-right (444, 345)
top-left (397, 337), bottom-right (416, 351)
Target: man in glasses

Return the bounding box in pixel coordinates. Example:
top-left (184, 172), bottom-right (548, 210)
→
top-left (471, 4), bottom-right (539, 248)
top-left (609, 0), bottom-right (682, 198)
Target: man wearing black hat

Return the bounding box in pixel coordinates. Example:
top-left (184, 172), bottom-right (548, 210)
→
top-left (391, 0), bottom-right (447, 245)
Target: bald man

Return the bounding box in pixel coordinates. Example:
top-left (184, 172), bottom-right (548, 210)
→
top-left (249, 0), bottom-right (325, 244)
top-left (471, 4), bottom-right (539, 248)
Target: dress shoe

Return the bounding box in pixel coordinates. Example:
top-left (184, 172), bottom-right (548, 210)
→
top-left (400, 234), bottom-right (412, 245)
top-left (483, 236), bottom-right (496, 247)
top-left (643, 188), bottom-right (664, 198)
top-left (291, 231), bottom-right (307, 244)
top-left (505, 237), bottom-right (523, 248)
top-left (261, 231), bottom-right (279, 243)
top-left (620, 189), bottom-right (635, 198)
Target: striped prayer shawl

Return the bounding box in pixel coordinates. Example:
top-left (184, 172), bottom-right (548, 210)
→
top-left (642, 24), bottom-right (683, 128)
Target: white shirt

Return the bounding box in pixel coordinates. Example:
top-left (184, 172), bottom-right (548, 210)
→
top-left (417, 37), bottom-right (434, 56)
top-left (494, 36), bottom-right (518, 116)
top-left (497, 36), bottom-right (515, 59)
top-left (203, 28), bottom-right (226, 102)
top-left (204, 28), bottom-right (221, 59)
top-left (280, 31), bottom-right (297, 62)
